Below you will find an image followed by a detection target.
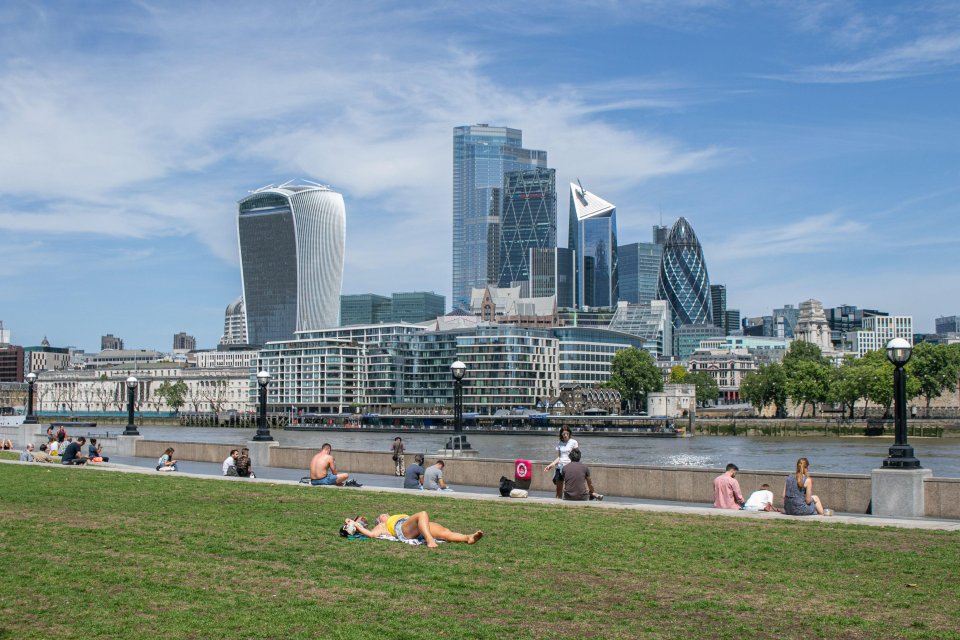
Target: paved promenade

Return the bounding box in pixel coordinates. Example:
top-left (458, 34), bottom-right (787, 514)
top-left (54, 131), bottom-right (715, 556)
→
top-left (5, 455), bottom-right (959, 531)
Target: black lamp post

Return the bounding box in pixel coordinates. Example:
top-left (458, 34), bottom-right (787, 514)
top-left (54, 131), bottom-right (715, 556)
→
top-left (253, 370), bottom-right (273, 441)
top-left (883, 338), bottom-right (921, 469)
top-left (24, 372), bottom-right (38, 424)
top-left (450, 360), bottom-right (466, 433)
top-left (123, 376), bottom-right (140, 436)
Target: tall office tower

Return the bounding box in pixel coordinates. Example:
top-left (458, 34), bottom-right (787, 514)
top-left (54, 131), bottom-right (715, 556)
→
top-left (527, 248), bottom-right (557, 298)
top-left (220, 297), bottom-right (248, 346)
top-left (101, 334), bottom-right (124, 350)
top-left (172, 332), bottom-right (196, 351)
top-left (652, 224), bottom-right (670, 245)
top-left (568, 182), bottom-right (619, 309)
top-left (658, 217), bottom-right (712, 331)
top-left (391, 291), bottom-right (446, 323)
top-left (452, 125), bottom-right (547, 310)
top-left (618, 242), bottom-right (663, 305)
top-left (498, 167), bottom-right (557, 289)
top-left (340, 294), bottom-right (392, 326)
top-left (555, 248), bottom-right (577, 308)
top-left (710, 285), bottom-right (727, 331)
top-left (0, 320), bottom-right (9, 345)
top-left (238, 182), bottom-right (346, 345)
top-left (724, 309), bottom-right (741, 335)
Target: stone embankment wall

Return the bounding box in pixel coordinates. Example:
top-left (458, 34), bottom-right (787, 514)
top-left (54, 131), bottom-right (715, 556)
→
top-left (134, 440), bottom-right (960, 520)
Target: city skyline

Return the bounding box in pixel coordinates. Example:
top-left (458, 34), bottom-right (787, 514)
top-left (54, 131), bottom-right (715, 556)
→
top-left (2, 2), bottom-right (958, 351)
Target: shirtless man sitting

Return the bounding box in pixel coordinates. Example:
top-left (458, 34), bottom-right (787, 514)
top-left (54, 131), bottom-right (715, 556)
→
top-left (344, 511), bottom-right (483, 549)
top-left (309, 443), bottom-right (354, 486)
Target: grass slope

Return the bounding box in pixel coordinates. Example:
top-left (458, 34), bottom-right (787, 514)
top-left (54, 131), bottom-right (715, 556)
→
top-left (1, 464), bottom-right (958, 639)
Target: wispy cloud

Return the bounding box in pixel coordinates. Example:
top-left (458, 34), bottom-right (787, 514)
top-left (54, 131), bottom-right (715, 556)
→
top-left (710, 212), bottom-right (867, 262)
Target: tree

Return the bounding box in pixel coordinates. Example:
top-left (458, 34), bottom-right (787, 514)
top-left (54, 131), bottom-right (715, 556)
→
top-left (783, 341), bottom-right (829, 368)
top-left (668, 365), bottom-right (688, 384)
top-left (829, 356), bottom-right (869, 418)
top-left (686, 371), bottom-right (719, 406)
top-left (605, 348), bottom-right (663, 412)
top-left (156, 380), bottom-right (188, 414)
top-left (739, 362), bottom-right (788, 417)
top-left (784, 359), bottom-right (831, 417)
top-left (907, 343), bottom-right (960, 417)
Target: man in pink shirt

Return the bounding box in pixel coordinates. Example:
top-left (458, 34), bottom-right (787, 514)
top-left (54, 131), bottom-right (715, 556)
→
top-left (713, 463), bottom-right (745, 509)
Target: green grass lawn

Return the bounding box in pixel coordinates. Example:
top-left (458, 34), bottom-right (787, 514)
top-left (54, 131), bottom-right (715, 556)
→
top-left (1, 464), bottom-right (958, 639)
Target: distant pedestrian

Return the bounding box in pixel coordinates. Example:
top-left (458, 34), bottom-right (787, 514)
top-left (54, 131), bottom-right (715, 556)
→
top-left (713, 463), bottom-right (744, 510)
top-left (391, 437), bottom-right (406, 477)
top-left (544, 426), bottom-right (579, 499)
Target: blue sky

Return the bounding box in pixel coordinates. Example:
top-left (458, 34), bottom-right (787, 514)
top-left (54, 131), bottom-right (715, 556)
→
top-left (2, 0), bottom-right (958, 351)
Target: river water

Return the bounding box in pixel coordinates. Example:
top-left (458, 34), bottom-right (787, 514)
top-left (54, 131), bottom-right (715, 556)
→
top-left (129, 426), bottom-right (960, 478)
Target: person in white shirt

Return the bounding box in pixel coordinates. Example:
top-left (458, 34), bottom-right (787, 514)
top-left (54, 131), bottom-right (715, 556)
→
top-left (543, 426), bottom-right (579, 499)
top-left (743, 483), bottom-right (777, 512)
top-left (222, 449), bottom-right (239, 476)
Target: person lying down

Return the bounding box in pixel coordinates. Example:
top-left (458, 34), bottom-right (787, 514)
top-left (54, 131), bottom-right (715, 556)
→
top-left (340, 511), bottom-right (483, 549)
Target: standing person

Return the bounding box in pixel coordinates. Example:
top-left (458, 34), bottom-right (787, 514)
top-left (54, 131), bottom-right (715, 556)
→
top-left (423, 460), bottom-right (451, 491)
top-left (561, 448), bottom-right (603, 501)
top-left (391, 437), bottom-right (406, 477)
top-left (713, 463), bottom-right (745, 509)
top-left (235, 447), bottom-right (255, 478)
top-left (157, 447), bottom-right (178, 472)
top-left (222, 449), bottom-right (239, 476)
top-left (404, 453), bottom-right (426, 489)
top-left (19, 443), bottom-right (34, 462)
top-left (309, 443), bottom-right (360, 486)
top-left (61, 437), bottom-right (88, 466)
top-left (783, 457), bottom-right (826, 516)
top-left (543, 426), bottom-right (579, 499)
top-left (56, 426), bottom-right (66, 444)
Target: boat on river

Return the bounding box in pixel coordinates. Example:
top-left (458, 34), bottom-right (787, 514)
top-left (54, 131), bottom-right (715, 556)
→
top-left (0, 407), bottom-right (26, 427)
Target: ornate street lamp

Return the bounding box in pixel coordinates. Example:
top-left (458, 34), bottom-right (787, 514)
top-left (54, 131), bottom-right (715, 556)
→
top-left (883, 338), bottom-right (920, 469)
top-left (24, 372), bottom-right (38, 424)
top-left (123, 376), bottom-right (140, 436)
top-left (450, 360), bottom-right (466, 433)
top-left (253, 370), bottom-right (273, 442)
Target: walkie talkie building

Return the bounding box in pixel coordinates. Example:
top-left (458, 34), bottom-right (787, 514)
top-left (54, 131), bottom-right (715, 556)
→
top-left (238, 182), bottom-right (345, 346)
top-left (657, 217), bottom-right (712, 330)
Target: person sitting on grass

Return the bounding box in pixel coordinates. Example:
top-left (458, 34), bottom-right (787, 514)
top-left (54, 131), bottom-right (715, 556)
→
top-left (87, 438), bottom-right (108, 462)
top-left (20, 443), bottom-right (34, 462)
top-left (32, 443), bottom-right (54, 463)
top-left (343, 511), bottom-right (483, 549)
top-left (157, 448), bottom-right (178, 472)
top-left (61, 436), bottom-right (88, 466)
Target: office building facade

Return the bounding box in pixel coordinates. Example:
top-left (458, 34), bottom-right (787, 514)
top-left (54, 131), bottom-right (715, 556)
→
top-left (568, 183), bottom-right (618, 309)
top-left (607, 300), bottom-right (673, 357)
top-left (710, 285), bottom-right (726, 332)
top-left (391, 291), bottom-right (446, 323)
top-left (238, 182), bottom-right (346, 346)
top-left (173, 332), bottom-right (196, 351)
top-left (220, 297), bottom-right (248, 346)
top-left (340, 294), bottom-right (392, 327)
top-left (619, 242), bottom-right (663, 305)
top-left (101, 334), bottom-right (124, 351)
top-left (452, 125), bottom-right (547, 310)
top-left (936, 315), bottom-right (960, 334)
top-left (555, 248), bottom-right (577, 308)
top-left (498, 167), bottom-right (556, 289)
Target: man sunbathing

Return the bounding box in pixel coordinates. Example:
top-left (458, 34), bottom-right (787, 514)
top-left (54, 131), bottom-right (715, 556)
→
top-left (343, 511), bottom-right (483, 549)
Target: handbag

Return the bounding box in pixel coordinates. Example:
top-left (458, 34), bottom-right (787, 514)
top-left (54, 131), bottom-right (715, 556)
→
top-left (391, 454), bottom-right (398, 462)
top-left (499, 476), bottom-right (515, 497)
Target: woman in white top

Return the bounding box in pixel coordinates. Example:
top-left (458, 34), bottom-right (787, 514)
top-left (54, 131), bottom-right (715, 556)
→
top-left (543, 426), bottom-right (579, 499)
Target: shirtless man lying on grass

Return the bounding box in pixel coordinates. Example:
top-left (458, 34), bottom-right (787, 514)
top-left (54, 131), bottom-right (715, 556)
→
top-left (342, 511), bottom-right (483, 549)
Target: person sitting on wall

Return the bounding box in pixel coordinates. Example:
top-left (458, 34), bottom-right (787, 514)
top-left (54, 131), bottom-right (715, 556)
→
top-left (713, 463), bottom-right (745, 510)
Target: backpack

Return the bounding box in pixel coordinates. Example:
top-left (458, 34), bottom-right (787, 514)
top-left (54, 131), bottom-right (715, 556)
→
top-left (499, 476), bottom-right (516, 497)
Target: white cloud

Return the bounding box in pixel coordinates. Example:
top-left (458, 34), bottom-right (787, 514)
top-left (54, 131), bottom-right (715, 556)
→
top-left (710, 212), bottom-right (867, 263)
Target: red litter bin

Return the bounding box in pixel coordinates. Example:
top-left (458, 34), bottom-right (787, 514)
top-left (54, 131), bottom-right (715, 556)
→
top-left (515, 459), bottom-right (532, 491)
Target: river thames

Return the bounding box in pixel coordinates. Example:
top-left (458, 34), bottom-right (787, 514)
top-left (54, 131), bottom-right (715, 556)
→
top-left (128, 426), bottom-right (960, 477)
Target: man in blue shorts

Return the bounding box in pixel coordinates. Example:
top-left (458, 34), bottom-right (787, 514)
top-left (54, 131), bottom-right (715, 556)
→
top-left (309, 443), bottom-right (360, 486)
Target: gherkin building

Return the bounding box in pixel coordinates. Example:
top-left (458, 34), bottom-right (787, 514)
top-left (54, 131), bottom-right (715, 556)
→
top-left (657, 217), bottom-right (713, 329)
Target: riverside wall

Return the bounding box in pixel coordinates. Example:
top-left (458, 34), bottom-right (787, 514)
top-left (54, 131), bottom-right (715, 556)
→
top-left (133, 439), bottom-right (960, 520)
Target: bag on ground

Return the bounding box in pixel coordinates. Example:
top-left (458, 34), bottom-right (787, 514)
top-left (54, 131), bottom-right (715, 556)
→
top-left (499, 476), bottom-right (516, 497)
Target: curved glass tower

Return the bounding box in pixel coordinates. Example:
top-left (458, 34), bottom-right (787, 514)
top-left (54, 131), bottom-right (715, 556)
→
top-left (657, 217), bottom-right (712, 329)
top-left (238, 183), bottom-right (345, 345)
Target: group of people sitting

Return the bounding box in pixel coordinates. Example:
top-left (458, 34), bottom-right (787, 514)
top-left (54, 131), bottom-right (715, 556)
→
top-left (402, 455), bottom-right (452, 491)
top-left (18, 436), bottom-right (108, 465)
top-left (222, 448), bottom-right (256, 478)
top-left (713, 457), bottom-right (832, 516)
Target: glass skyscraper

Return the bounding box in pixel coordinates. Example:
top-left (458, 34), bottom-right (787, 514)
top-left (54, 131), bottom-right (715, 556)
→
top-left (568, 183), bottom-right (618, 309)
top-left (658, 217), bottom-right (712, 330)
top-left (618, 242), bottom-right (662, 305)
top-left (498, 167), bottom-right (557, 289)
top-left (238, 183), bottom-right (345, 345)
top-left (452, 125), bottom-right (546, 310)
